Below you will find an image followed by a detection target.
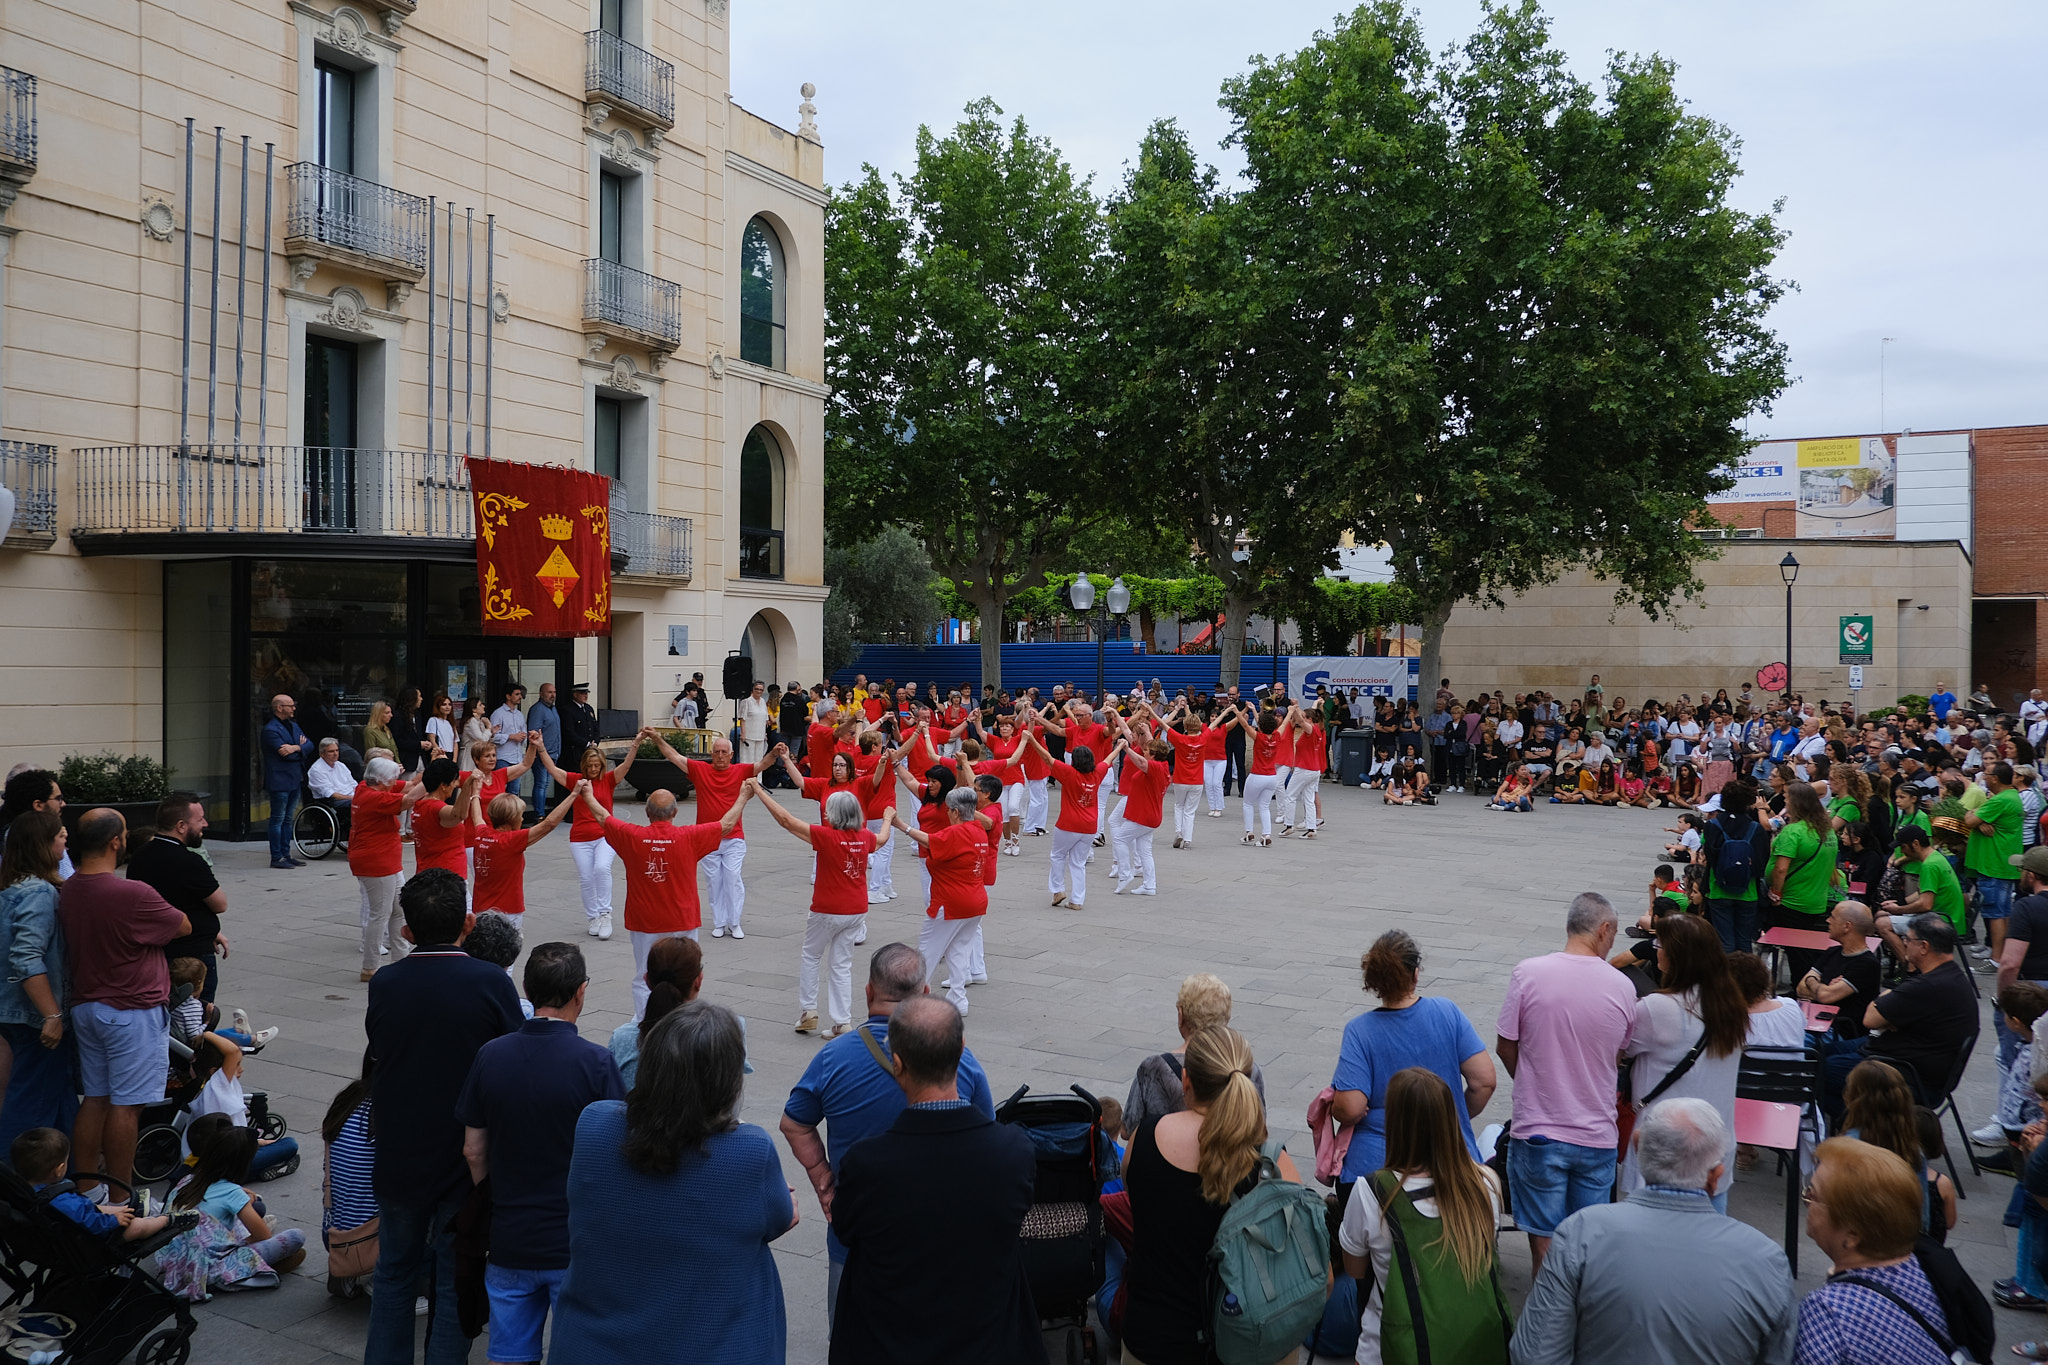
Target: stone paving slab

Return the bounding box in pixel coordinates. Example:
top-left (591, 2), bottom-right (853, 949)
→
top-left (166, 782), bottom-right (2026, 1365)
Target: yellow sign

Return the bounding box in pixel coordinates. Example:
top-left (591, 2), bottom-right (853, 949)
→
top-left (1796, 438), bottom-right (1861, 468)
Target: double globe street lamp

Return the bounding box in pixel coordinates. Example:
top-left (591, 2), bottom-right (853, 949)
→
top-left (1068, 573), bottom-right (1132, 705)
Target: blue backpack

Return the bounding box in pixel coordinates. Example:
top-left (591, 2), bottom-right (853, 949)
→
top-left (1712, 815), bottom-right (1759, 895)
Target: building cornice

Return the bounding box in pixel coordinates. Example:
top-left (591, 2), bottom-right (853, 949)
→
top-left (727, 578), bottom-right (830, 603)
top-left (726, 356), bottom-right (829, 400)
top-left (724, 150), bottom-right (827, 208)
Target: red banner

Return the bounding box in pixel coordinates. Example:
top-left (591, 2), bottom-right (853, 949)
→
top-left (465, 458), bottom-right (612, 637)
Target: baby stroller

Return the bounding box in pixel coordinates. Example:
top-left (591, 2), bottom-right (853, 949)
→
top-left (997, 1084), bottom-right (1114, 1365)
top-left (132, 1035), bottom-right (292, 1186)
top-left (0, 1165), bottom-right (198, 1365)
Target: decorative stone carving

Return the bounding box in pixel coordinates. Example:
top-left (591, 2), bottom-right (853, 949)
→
top-left (607, 355), bottom-right (643, 393)
top-left (289, 255), bottom-right (319, 284)
top-left (586, 102), bottom-right (612, 130)
top-left (798, 84), bottom-right (818, 140)
top-left (704, 0), bottom-right (728, 16)
top-left (647, 351), bottom-right (668, 373)
top-left (644, 130), bottom-right (663, 153)
top-left (327, 6), bottom-right (376, 58)
top-left (141, 199), bottom-right (177, 243)
top-left (707, 350), bottom-right (726, 380)
top-left (609, 128), bottom-right (638, 163)
top-left (385, 281), bottom-right (413, 310)
top-left (379, 7), bottom-right (404, 35)
top-left (584, 333), bottom-right (608, 359)
top-left (491, 289), bottom-right (511, 322)
top-left (321, 285), bottom-right (373, 332)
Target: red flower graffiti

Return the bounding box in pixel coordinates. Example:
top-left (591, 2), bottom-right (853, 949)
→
top-left (1756, 662), bottom-right (1789, 693)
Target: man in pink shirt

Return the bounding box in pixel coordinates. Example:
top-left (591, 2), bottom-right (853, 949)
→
top-left (1495, 892), bottom-right (1637, 1276)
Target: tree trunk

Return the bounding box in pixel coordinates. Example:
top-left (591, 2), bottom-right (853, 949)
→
top-left (1416, 596), bottom-right (1456, 706)
top-left (961, 579), bottom-right (1005, 694)
top-left (1218, 589), bottom-right (1255, 689)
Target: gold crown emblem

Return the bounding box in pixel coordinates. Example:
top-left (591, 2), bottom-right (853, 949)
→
top-left (538, 514), bottom-right (574, 540)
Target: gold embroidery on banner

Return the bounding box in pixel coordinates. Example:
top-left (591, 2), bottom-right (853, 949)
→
top-left (580, 504), bottom-right (611, 556)
top-left (585, 578), bottom-right (610, 626)
top-left (536, 545), bottom-right (581, 607)
top-left (475, 493), bottom-right (530, 550)
top-left (482, 563), bottom-right (532, 622)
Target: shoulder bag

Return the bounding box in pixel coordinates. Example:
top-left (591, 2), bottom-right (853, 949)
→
top-left (1615, 1026), bottom-right (1710, 1153)
top-left (1830, 1274), bottom-right (1976, 1363)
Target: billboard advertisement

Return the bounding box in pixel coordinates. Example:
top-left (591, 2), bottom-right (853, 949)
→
top-left (1288, 656), bottom-right (1413, 699)
top-left (1710, 443), bottom-right (1797, 502)
top-left (1796, 438), bottom-right (1895, 538)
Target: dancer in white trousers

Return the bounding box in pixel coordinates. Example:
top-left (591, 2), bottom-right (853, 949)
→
top-left (1012, 728), bottom-right (1115, 910)
top-left (978, 717), bottom-right (1029, 855)
top-left (587, 782), bottom-right (743, 1019)
top-left (348, 756), bottom-right (423, 981)
top-left (1112, 735), bottom-right (1171, 895)
top-left (890, 786), bottom-right (995, 1012)
top-left (1164, 711), bottom-right (1207, 848)
top-left (746, 781), bottom-right (889, 1038)
top-left (1241, 711), bottom-right (1283, 846)
top-left (1037, 700), bottom-right (1115, 847)
top-left (641, 728), bottom-right (776, 940)
top-left (851, 732), bottom-right (905, 904)
top-left (1202, 701), bottom-right (1247, 816)
top-left (1276, 704), bottom-right (1323, 838)
top-left (538, 740), bottom-right (631, 938)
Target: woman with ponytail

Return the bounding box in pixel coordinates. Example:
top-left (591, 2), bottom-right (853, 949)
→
top-left (1122, 1024), bottom-right (1302, 1365)
top-left (1339, 1067), bottom-right (1510, 1365)
top-left (608, 936), bottom-right (704, 1087)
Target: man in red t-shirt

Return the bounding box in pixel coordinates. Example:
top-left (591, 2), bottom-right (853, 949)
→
top-left (585, 782), bottom-right (744, 1019)
top-left (1046, 702), bottom-right (1116, 844)
top-left (642, 729), bottom-right (776, 941)
top-left (470, 783), bottom-right (581, 918)
top-left (892, 788), bottom-right (994, 1012)
top-left (745, 779), bottom-right (892, 1036)
top-left (1111, 736), bottom-right (1172, 896)
top-left (1014, 728), bottom-right (1121, 911)
top-left (351, 756), bottom-right (425, 981)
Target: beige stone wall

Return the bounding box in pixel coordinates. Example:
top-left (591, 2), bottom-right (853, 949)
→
top-left (1437, 539), bottom-right (1971, 707)
top-left (0, 0), bottom-right (824, 756)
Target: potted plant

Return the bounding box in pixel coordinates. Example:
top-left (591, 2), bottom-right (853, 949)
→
top-left (56, 752), bottom-right (173, 838)
top-left (622, 729), bottom-right (706, 800)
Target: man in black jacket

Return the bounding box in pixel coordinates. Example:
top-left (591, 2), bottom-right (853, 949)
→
top-left (561, 681), bottom-right (600, 763)
top-left (829, 996), bottom-right (1044, 1365)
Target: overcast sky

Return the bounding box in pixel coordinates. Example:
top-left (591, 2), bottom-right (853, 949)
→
top-left (732, 0), bottom-right (2046, 441)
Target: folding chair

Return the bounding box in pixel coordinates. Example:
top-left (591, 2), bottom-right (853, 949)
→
top-left (1736, 1044), bottom-right (1821, 1276)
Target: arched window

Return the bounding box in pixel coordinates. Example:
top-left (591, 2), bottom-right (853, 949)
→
top-left (739, 216), bottom-right (786, 370)
top-left (739, 425), bottom-right (784, 579)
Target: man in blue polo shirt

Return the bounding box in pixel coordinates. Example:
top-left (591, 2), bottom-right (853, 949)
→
top-left (780, 941), bottom-right (994, 1333)
top-left (458, 942), bottom-right (623, 1365)
top-left (366, 869), bottom-right (523, 1365)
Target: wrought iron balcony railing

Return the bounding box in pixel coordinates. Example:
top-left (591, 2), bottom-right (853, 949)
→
top-left (585, 31), bottom-right (676, 129)
top-left (583, 258), bottom-right (682, 350)
top-left (0, 67), bottom-right (35, 178)
top-left (1, 440), bottom-right (57, 547)
top-left (72, 445), bottom-right (473, 543)
top-left (284, 163), bottom-right (430, 277)
top-left (615, 506), bottom-right (693, 579)
top-left (739, 526), bottom-right (783, 580)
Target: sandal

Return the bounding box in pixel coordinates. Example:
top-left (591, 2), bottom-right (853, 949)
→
top-left (2012, 1344), bottom-right (2048, 1361)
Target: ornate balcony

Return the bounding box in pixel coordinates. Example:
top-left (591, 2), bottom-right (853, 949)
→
top-left (1, 440), bottom-right (57, 549)
top-left (284, 163), bottom-right (430, 280)
top-left (583, 258), bottom-right (681, 352)
top-left (1, 67), bottom-right (35, 190)
top-left (585, 31), bottom-right (675, 130)
top-left (614, 507), bottom-right (693, 580)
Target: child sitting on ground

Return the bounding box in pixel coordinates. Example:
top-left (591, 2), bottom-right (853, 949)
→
top-left (1662, 812), bottom-right (1706, 862)
top-left (165, 1113), bottom-right (308, 1283)
top-left (1609, 867), bottom-right (1693, 972)
top-left (10, 1128), bottom-right (178, 1242)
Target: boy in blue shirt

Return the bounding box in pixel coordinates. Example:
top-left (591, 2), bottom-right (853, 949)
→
top-left (12, 1128), bottom-right (176, 1242)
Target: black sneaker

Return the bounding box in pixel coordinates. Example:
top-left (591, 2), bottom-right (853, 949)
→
top-left (1625, 925), bottom-right (1654, 940)
top-left (1977, 1147), bottom-right (2023, 1178)
top-left (1994, 1278), bottom-right (2048, 1311)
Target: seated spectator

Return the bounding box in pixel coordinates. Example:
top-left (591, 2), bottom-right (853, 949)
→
top-left (1618, 760), bottom-right (1651, 808)
top-left (1121, 1025), bottom-right (1302, 1365)
top-left (551, 1002), bottom-right (795, 1364)
top-left (1330, 931), bottom-right (1494, 1183)
top-left (1793, 901), bottom-right (1882, 1041)
top-left (9, 1127), bottom-right (176, 1243)
top-left (1340, 1068), bottom-right (1509, 1365)
top-left (612, 935), bottom-right (702, 1088)
top-left (308, 739), bottom-right (356, 805)
top-left (1822, 913), bottom-right (1979, 1125)
top-left (1728, 952), bottom-right (1806, 1051)
top-left (829, 996), bottom-right (1041, 1365)
top-left (1796, 1138), bottom-right (1968, 1365)
top-left (1978, 982), bottom-right (2048, 1178)
top-left (1510, 1098), bottom-right (1794, 1364)
top-left (1840, 1059), bottom-right (1956, 1243)
top-left (1662, 812), bottom-right (1705, 861)
top-left (1123, 972), bottom-right (1267, 1136)
top-left (1303, 1195), bottom-right (1361, 1365)
top-left (1488, 766), bottom-right (1535, 813)
top-left (163, 1113), bottom-right (308, 1292)
top-left (1620, 916), bottom-right (1747, 1212)
top-left (320, 1054), bottom-right (378, 1299)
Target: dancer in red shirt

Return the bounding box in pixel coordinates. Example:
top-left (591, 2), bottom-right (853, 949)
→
top-left (537, 742), bottom-right (632, 939)
top-left (1278, 703), bottom-right (1324, 838)
top-left (469, 784), bottom-right (580, 918)
top-left (348, 756), bottom-right (424, 981)
top-left (889, 787), bottom-right (995, 1012)
top-left (410, 759), bottom-right (481, 881)
top-left (639, 729), bottom-right (776, 941)
top-left (1243, 710), bottom-right (1284, 846)
top-left (1040, 701), bottom-right (1116, 847)
top-left (743, 779), bottom-right (892, 1038)
top-left (1158, 703), bottom-right (1209, 848)
top-left (1112, 735), bottom-right (1172, 896)
top-left (1011, 727), bottom-right (1123, 911)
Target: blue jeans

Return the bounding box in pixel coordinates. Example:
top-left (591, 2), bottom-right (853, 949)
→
top-left (366, 1191), bottom-right (471, 1365)
top-left (267, 788), bottom-right (299, 863)
top-left (483, 1264), bottom-right (565, 1363)
top-left (1706, 896), bottom-right (1761, 954)
top-left (2020, 1199), bottom-right (2048, 1299)
top-left (1981, 874), bottom-right (2017, 927)
top-left (531, 764), bottom-right (553, 813)
top-left (1506, 1134), bottom-right (1616, 1238)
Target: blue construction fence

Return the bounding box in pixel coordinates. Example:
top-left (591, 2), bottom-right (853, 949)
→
top-left (832, 643), bottom-right (1420, 702)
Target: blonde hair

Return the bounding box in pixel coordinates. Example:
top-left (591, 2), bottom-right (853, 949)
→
top-left (1183, 1025), bottom-right (1264, 1203)
top-left (487, 793), bottom-right (525, 828)
top-left (1176, 973), bottom-right (1234, 1034)
top-left (470, 740), bottom-right (497, 768)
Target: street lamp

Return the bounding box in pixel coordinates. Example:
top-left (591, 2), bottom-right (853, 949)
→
top-left (1779, 552), bottom-right (1800, 699)
top-left (1068, 573), bottom-right (1131, 704)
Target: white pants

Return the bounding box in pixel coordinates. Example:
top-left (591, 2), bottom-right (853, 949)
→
top-left (1096, 765), bottom-right (1118, 829)
top-left (867, 819), bottom-right (896, 896)
top-left (1025, 778), bottom-right (1049, 832)
top-left (1115, 823), bottom-right (1157, 892)
top-left (1000, 783), bottom-right (1025, 819)
top-left (1171, 784), bottom-right (1202, 843)
top-left (1049, 829), bottom-right (1091, 903)
top-left (706, 837), bottom-right (747, 930)
top-left (919, 914), bottom-right (978, 1011)
top-left (799, 912), bottom-right (864, 1025)
top-left (1108, 800), bottom-right (1132, 878)
top-left (570, 839), bottom-right (614, 919)
top-left (1243, 773), bottom-right (1280, 836)
top-left (1202, 759), bottom-right (1226, 812)
top-left (1279, 767), bottom-right (1320, 830)
top-left (358, 874), bottom-right (404, 975)
top-left (969, 920), bottom-right (985, 980)
top-left (631, 927), bottom-right (699, 1021)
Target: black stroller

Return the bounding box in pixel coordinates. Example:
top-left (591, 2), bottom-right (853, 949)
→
top-left (0, 1165), bottom-right (198, 1365)
top-left (997, 1083), bottom-right (1115, 1365)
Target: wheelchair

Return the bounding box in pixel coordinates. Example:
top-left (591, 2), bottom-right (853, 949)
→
top-left (291, 796), bottom-right (351, 861)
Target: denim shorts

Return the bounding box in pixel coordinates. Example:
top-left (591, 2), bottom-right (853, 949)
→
top-left (70, 1001), bottom-right (170, 1106)
top-left (1506, 1133), bottom-right (1616, 1238)
top-left (484, 1262), bottom-right (565, 1362)
top-left (1979, 875), bottom-right (2017, 921)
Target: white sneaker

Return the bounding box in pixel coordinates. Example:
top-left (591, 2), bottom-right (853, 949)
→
top-left (378, 944), bottom-right (389, 956)
top-left (1971, 1121), bottom-right (2008, 1147)
top-left (1114, 878), bottom-right (1131, 895)
top-left (596, 913), bottom-right (613, 940)
top-left (885, 889), bottom-right (898, 901)
top-left (587, 918), bottom-right (602, 937)
top-left (232, 1008), bottom-right (251, 1034)
top-left (251, 1026), bottom-right (281, 1046)
top-left (1132, 887), bottom-right (1156, 896)
top-left (869, 890), bottom-right (887, 905)
top-left (712, 926), bottom-right (726, 938)
top-left (1171, 837), bottom-right (1184, 849)
top-left (853, 928), bottom-right (867, 945)
top-left (967, 974), bottom-right (988, 985)
top-left (730, 926), bottom-right (745, 940)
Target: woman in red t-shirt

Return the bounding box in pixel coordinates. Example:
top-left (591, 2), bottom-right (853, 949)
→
top-left (1013, 728), bottom-right (1123, 911)
top-left (746, 778), bottom-right (891, 1037)
top-left (890, 787), bottom-right (994, 1011)
top-left (538, 742), bottom-right (631, 940)
top-left (897, 762), bottom-right (959, 908)
top-left (1243, 711), bottom-right (1284, 846)
top-left (979, 718), bottom-right (1028, 856)
top-left (1112, 736), bottom-right (1173, 896)
top-left (411, 758), bottom-right (480, 880)
top-left (1278, 705), bottom-right (1324, 839)
top-left (469, 783), bottom-right (581, 918)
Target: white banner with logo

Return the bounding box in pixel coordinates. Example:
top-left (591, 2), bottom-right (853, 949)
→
top-left (1287, 656), bottom-right (1413, 699)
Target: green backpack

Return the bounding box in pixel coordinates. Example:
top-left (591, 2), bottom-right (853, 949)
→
top-left (1370, 1169), bottom-right (1513, 1365)
top-left (1205, 1138), bottom-right (1330, 1365)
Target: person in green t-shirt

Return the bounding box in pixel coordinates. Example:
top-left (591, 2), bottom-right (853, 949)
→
top-left (1880, 824), bottom-right (1967, 937)
top-left (1965, 762), bottom-right (2025, 959)
top-left (1769, 783), bottom-right (1840, 920)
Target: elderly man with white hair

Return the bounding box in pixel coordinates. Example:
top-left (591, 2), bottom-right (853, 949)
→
top-left (306, 738), bottom-right (355, 805)
top-left (1509, 1097), bottom-right (1795, 1365)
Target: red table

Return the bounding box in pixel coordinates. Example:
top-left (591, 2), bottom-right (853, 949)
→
top-left (1757, 926), bottom-right (1834, 952)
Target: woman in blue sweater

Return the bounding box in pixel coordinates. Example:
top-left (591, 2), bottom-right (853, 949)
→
top-left (549, 1001), bottom-right (795, 1365)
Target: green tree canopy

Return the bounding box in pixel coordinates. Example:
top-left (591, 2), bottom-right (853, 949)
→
top-left (822, 527), bottom-right (944, 675)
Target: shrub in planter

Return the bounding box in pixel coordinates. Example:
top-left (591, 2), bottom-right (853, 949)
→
top-left (57, 752), bottom-right (172, 804)
top-left (1893, 694), bottom-right (1931, 716)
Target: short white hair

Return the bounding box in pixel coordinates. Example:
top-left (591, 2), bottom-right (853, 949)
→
top-left (823, 790), bottom-right (863, 831)
top-left (319, 737), bottom-right (340, 751)
top-left (1635, 1097), bottom-right (1727, 1189)
top-left (944, 786), bottom-right (979, 819)
top-left (1565, 891), bottom-right (1616, 938)
top-left (364, 756), bottom-right (402, 784)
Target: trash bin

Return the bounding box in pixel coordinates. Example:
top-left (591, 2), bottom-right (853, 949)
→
top-left (1337, 730), bottom-right (1372, 786)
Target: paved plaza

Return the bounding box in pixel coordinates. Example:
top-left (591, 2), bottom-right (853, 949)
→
top-left (179, 781), bottom-right (2023, 1364)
